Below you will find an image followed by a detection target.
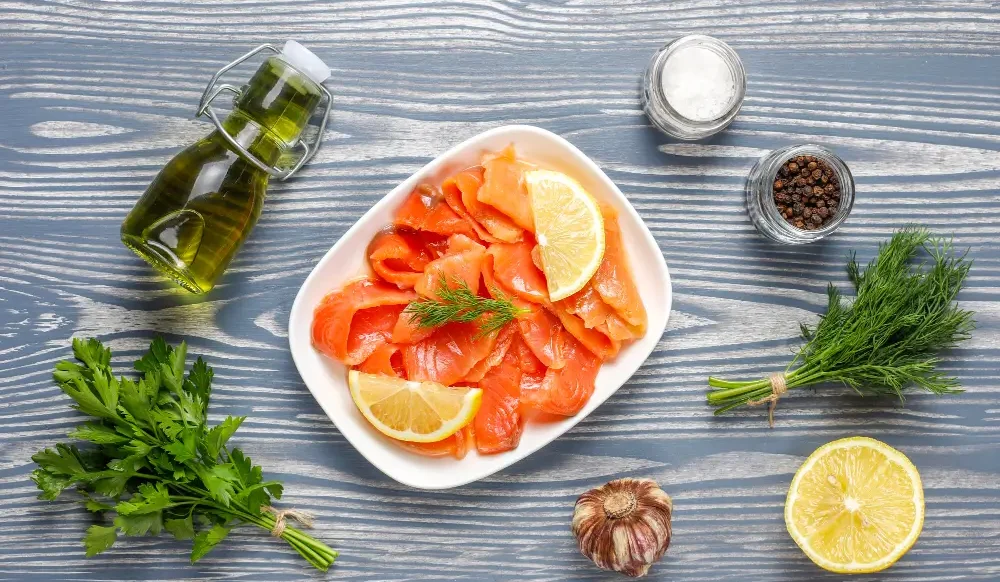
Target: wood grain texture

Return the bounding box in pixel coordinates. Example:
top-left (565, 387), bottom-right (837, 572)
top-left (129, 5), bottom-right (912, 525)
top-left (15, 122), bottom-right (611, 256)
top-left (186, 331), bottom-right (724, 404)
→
top-left (1, 0), bottom-right (999, 580)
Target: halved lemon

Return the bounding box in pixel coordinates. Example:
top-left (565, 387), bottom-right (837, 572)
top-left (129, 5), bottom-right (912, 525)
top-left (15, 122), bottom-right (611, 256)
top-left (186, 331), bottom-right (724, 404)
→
top-left (347, 370), bottom-right (482, 443)
top-left (785, 437), bottom-right (924, 574)
top-left (524, 169), bottom-right (605, 302)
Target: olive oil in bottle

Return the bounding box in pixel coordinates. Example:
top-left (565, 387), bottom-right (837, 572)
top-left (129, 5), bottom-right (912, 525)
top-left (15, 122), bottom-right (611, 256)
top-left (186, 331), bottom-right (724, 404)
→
top-left (121, 41), bottom-right (331, 293)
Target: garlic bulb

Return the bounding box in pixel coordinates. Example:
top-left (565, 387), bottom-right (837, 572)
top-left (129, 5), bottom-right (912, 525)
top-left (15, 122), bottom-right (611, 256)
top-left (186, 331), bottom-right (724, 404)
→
top-left (571, 478), bottom-right (672, 577)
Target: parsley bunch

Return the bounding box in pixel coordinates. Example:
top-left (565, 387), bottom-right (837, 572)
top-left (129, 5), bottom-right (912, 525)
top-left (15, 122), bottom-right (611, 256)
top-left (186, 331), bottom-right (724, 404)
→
top-left (31, 338), bottom-right (338, 570)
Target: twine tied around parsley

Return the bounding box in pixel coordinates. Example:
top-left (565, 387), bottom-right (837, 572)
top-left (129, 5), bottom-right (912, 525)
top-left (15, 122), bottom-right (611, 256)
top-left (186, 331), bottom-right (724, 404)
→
top-left (263, 506), bottom-right (315, 537)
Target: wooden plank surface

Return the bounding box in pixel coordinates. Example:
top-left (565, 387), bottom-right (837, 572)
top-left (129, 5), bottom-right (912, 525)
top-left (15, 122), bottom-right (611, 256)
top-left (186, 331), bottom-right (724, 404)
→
top-left (1, 1), bottom-right (999, 580)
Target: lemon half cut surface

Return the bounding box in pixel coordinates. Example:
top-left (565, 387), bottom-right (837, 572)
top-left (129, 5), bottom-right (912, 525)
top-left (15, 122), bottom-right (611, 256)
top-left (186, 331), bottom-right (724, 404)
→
top-left (785, 436), bottom-right (924, 574)
top-left (525, 169), bottom-right (605, 302)
top-left (348, 370), bottom-right (481, 443)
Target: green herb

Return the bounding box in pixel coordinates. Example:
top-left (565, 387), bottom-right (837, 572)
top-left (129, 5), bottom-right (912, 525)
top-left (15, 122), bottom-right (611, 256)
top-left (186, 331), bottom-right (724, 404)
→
top-left (405, 276), bottom-right (527, 337)
top-left (31, 338), bottom-right (338, 570)
top-left (707, 227), bottom-right (974, 421)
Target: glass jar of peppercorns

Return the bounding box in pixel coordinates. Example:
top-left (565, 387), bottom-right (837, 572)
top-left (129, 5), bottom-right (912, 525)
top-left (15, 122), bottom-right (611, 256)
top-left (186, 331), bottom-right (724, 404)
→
top-left (745, 144), bottom-right (855, 244)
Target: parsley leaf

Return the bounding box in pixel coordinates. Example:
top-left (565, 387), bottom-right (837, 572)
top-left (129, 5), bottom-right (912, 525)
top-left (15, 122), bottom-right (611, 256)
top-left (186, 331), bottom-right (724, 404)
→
top-left (115, 483), bottom-right (171, 516)
top-left (114, 512), bottom-right (163, 536)
top-left (164, 432), bottom-right (199, 464)
top-left (83, 525), bottom-right (118, 557)
top-left (68, 423), bottom-right (130, 446)
top-left (204, 416), bottom-right (244, 459)
top-left (191, 524), bottom-right (230, 563)
top-left (164, 515), bottom-right (196, 540)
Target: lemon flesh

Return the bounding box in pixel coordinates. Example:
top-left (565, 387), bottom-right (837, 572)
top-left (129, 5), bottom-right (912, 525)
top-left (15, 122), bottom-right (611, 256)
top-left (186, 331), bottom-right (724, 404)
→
top-left (348, 370), bottom-right (481, 443)
top-left (785, 436), bottom-right (924, 574)
top-left (525, 170), bottom-right (605, 302)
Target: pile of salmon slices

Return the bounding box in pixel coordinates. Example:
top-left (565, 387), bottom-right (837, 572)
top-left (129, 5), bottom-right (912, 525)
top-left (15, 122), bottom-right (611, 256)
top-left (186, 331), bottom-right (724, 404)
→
top-left (312, 146), bottom-right (647, 458)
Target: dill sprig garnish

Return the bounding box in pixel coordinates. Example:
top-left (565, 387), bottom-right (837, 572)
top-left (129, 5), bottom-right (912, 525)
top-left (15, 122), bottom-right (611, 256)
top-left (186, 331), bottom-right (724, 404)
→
top-left (707, 226), bottom-right (975, 421)
top-left (405, 276), bottom-right (527, 337)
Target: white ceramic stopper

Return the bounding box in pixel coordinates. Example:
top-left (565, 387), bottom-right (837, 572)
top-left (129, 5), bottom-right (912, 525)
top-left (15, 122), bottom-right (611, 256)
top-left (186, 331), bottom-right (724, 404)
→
top-left (280, 40), bottom-right (330, 86)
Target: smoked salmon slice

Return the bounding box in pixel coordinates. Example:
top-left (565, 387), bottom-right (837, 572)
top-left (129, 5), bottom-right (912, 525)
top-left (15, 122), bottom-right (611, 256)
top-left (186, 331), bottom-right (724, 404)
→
top-left (357, 343), bottom-right (405, 377)
top-left (551, 303), bottom-right (620, 360)
top-left (395, 424), bottom-right (474, 459)
top-left (442, 168), bottom-right (497, 243)
top-left (474, 335), bottom-right (525, 454)
top-left (477, 146), bottom-right (535, 232)
top-left (561, 285), bottom-right (613, 330)
top-left (487, 240), bottom-right (549, 304)
top-left (510, 332), bottom-right (546, 396)
top-left (603, 313), bottom-right (643, 341)
top-left (391, 311), bottom-right (435, 345)
top-left (368, 229), bottom-right (434, 289)
top-left (312, 278), bottom-right (416, 366)
top-left (481, 253), bottom-right (567, 369)
top-left (520, 335), bottom-right (600, 416)
top-left (592, 206), bottom-right (647, 334)
top-left (344, 305), bottom-right (407, 366)
top-left (516, 303), bottom-right (569, 369)
top-left (415, 234), bottom-right (486, 299)
top-left (444, 166), bottom-right (524, 243)
top-left (463, 322), bottom-right (517, 382)
top-left (396, 184), bottom-right (480, 240)
top-left (402, 321), bottom-right (495, 386)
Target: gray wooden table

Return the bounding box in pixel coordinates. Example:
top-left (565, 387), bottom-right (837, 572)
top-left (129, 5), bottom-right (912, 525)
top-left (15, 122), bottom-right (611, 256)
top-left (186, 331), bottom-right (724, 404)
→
top-left (2, 1), bottom-right (999, 581)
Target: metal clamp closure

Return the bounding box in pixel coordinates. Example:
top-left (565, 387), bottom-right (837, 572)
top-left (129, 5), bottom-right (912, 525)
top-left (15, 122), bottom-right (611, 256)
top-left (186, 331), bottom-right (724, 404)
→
top-left (196, 44), bottom-right (333, 181)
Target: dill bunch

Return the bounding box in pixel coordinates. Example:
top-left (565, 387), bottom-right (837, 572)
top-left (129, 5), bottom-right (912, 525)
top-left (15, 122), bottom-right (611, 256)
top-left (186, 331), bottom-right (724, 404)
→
top-left (707, 226), bottom-right (975, 421)
top-left (405, 276), bottom-right (527, 337)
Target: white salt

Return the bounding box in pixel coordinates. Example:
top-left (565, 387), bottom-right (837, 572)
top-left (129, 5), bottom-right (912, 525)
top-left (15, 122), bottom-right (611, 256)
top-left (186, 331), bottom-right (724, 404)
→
top-left (660, 45), bottom-right (736, 122)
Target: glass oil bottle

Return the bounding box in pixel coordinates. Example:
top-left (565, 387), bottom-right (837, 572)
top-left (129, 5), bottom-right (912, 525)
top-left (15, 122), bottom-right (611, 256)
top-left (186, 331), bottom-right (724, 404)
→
top-left (121, 41), bottom-right (332, 294)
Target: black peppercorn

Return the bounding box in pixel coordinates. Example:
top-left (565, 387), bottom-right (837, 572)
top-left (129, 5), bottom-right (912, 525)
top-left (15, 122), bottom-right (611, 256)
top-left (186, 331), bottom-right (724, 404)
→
top-left (771, 154), bottom-right (843, 231)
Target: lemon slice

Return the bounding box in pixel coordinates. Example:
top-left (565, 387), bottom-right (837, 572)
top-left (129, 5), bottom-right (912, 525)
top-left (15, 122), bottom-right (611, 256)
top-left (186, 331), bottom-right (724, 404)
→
top-left (525, 169), bottom-right (605, 302)
top-left (348, 370), bottom-right (482, 443)
top-left (785, 437), bottom-right (924, 574)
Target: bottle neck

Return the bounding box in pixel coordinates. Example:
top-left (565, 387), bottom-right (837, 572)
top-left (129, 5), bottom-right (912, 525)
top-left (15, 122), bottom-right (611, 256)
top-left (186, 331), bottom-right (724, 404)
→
top-left (221, 55), bottom-right (324, 170)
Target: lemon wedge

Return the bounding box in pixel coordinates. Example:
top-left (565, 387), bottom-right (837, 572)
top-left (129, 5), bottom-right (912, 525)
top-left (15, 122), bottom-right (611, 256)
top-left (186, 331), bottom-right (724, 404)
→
top-left (525, 169), bottom-right (605, 301)
top-left (348, 370), bottom-right (481, 443)
top-left (785, 436), bottom-right (924, 574)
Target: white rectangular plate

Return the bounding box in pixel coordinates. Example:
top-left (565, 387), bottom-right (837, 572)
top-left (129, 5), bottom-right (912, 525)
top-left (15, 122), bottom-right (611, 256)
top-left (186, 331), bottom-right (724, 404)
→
top-left (288, 125), bottom-right (671, 490)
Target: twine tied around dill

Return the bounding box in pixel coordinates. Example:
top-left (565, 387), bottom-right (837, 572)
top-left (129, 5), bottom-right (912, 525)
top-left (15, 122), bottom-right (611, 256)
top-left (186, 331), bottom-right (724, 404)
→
top-left (747, 373), bottom-right (788, 428)
top-left (263, 505), bottom-right (315, 537)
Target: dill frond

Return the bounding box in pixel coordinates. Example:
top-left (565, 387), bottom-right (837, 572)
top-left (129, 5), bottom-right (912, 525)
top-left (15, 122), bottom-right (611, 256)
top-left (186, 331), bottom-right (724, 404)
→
top-left (404, 276), bottom-right (526, 337)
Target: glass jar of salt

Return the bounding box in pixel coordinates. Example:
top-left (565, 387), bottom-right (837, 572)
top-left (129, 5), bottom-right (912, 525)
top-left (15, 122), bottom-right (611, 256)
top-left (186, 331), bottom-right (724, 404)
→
top-left (642, 35), bottom-right (746, 140)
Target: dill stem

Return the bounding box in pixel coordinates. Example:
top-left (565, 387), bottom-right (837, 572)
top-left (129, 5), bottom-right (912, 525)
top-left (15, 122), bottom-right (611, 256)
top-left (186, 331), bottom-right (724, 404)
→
top-left (706, 378), bottom-right (769, 401)
top-left (706, 367), bottom-right (828, 406)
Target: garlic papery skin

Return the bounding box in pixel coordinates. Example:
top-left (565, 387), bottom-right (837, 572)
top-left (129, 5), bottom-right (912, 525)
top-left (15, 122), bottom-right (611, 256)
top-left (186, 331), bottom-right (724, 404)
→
top-left (571, 478), bottom-right (673, 578)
